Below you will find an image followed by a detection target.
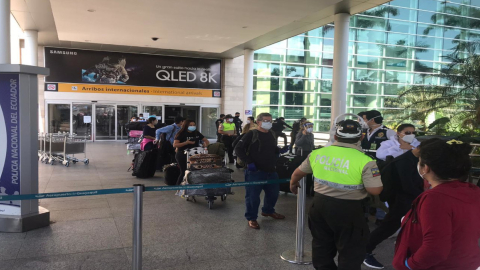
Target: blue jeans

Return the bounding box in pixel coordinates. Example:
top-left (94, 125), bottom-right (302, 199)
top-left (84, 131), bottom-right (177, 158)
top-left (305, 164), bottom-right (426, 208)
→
top-left (244, 170), bottom-right (280, 221)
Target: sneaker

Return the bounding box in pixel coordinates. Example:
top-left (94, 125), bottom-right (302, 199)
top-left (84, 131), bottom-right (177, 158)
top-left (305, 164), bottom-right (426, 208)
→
top-left (363, 254), bottom-right (384, 269)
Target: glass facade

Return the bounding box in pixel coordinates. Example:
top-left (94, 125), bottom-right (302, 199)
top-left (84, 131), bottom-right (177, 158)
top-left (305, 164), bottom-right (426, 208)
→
top-left (253, 0), bottom-right (480, 131)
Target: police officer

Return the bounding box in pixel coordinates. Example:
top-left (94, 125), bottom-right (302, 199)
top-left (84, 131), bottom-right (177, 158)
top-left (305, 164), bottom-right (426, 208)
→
top-left (361, 110), bottom-right (395, 151)
top-left (218, 114), bottom-right (237, 163)
top-left (290, 119), bottom-right (383, 270)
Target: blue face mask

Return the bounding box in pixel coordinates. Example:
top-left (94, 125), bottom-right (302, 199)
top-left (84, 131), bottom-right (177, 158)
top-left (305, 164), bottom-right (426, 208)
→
top-left (188, 126), bottom-right (197, 132)
top-left (261, 122), bottom-right (272, 130)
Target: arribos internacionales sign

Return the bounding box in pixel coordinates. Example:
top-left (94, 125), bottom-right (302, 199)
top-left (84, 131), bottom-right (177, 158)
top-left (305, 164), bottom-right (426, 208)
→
top-left (44, 47), bottom-right (221, 91)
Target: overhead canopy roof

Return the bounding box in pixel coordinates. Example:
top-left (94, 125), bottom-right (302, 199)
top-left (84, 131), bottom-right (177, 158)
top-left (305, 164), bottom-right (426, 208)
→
top-left (11, 0), bottom-right (388, 58)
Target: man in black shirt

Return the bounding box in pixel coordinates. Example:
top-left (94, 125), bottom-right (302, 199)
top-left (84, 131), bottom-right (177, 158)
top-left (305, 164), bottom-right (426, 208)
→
top-left (215, 114), bottom-right (225, 142)
top-left (233, 112), bottom-right (243, 135)
top-left (235, 112), bottom-right (285, 230)
top-left (272, 117), bottom-right (293, 147)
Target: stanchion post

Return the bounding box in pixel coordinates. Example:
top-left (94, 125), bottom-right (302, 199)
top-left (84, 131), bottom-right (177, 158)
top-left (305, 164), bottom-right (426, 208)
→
top-left (280, 175), bottom-right (312, 264)
top-left (132, 184), bottom-right (145, 270)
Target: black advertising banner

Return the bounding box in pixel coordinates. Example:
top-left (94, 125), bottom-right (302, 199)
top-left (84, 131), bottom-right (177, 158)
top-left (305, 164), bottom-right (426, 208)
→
top-left (44, 47), bottom-right (221, 90)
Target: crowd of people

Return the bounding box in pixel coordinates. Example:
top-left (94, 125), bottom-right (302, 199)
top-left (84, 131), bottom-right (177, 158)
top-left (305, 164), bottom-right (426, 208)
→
top-left (130, 111), bottom-right (480, 270)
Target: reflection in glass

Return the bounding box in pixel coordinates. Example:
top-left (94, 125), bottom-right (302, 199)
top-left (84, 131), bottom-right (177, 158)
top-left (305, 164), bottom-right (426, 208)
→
top-left (201, 107), bottom-right (218, 139)
top-left (117, 105), bottom-right (138, 140)
top-left (254, 77), bottom-right (280, 91)
top-left (95, 105), bottom-right (115, 140)
top-left (48, 104), bottom-right (71, 134)
top-left (72, 104), bottom-right (92, 139)
top-left (253, 91), bottom-right (279, 106)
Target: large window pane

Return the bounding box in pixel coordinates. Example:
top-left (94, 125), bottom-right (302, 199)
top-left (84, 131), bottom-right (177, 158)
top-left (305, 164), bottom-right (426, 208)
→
top-left (388, 7), bottom-right (414, 21)
top-left (95, 104), bottom-right (115, 140)
top-left (356, 42), bottom-right (383, 56)
top-left (255, 44), bottom-right (286, 62)
top-left (285, 93), bottom-right (316, 106)
top-left (356, 56), bottom-right (381, 69)
top-left (254, 77), bottom-right (280, 90)
top-left (284, 106), bottom-right (314, 119)
top-left (253, 91), bottom-right (279, 106)
top-left (254, 62), bottom-right (280, 76)
top-left (385, 46), bottom-right (412, 59)
top-left (384, 83), bottom-right (407, 95)
top-left (285, 65), bottom-right (305, 77)
top-left (253, 106), bottom-right (280, 119)
top-left (385, 58), bottom-right (408, 71)
top-left (418, 11), bottom-right (439, 24)
top-left (288, 36), bottom-right (306, 50)
top-left (386, 71), bottom-right (410, 83)
top-left (418, 0), bottom-right (443, 12)
top-left (356, 29), bottom-right (386, 43)
top-left (354, 69), bottom-right (380, 82)
top-left (389, 20), bottom-right (416, 34)
top-left (322, 67), bottom-right (333, 79)
top-left (356, 16), bottom-right (387, 31)
top-left (286, 49), bottom-right (306, 63)
top-left (285, 79), bottom-right (316, 92)
top-left (48, 104), bottom-right (71, 134)
top-left (319, 80), bottom-right (332, 93)
top-left (348, 95), bottom-right (379, 107)
top-left (351, 81), bottom-right (379, 94)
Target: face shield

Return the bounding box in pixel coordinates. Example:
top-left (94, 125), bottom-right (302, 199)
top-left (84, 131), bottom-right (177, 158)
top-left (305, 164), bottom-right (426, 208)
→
top-left (325, 113), bottom-right (367, 147)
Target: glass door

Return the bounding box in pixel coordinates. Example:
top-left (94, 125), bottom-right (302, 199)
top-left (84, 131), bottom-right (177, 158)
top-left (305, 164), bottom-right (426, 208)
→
top-left (143, 105), bottom-right (163, 121)
top-left (201, 107), bottom-right (218, 139)
top-left (72, 103), bottom-right (92, 139)
top-left (95, 104), bottom-right (116, 140)
top-left (47, 104), bottom-right (71, 134)
top-left (117, 105), bottom-right (138, 140)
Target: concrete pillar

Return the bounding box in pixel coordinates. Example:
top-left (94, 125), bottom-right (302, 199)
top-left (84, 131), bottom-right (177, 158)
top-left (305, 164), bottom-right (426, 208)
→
top-left (24, 30), bottom-right (38, 66)
top-left (0, 0), bottom-right (11, 64)
top-left (330, 13), bottom-right (350, 124)
top-left (243, 49), bottom-right (254, 119)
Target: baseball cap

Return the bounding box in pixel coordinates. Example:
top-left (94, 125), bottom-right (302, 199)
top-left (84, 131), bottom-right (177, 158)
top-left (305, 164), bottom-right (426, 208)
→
top-left (336, 120), bottom-right (362, 138)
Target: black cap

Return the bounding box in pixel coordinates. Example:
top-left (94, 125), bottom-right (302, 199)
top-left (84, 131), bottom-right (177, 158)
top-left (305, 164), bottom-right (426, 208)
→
top-left (235, 112), bottom-right (240, 114)
top-left (225, 114), bottom-right (233, 119)
top-left (336, 120), bottom-right (362, 138)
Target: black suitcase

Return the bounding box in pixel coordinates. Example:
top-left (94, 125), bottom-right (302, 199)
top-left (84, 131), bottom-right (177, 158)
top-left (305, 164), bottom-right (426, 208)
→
top-left (132, 150), bottom-right (157, 178)
top-left (276, 154), bottom-right (309, 194)
top-left (163, 164), bottom-right (180, 185)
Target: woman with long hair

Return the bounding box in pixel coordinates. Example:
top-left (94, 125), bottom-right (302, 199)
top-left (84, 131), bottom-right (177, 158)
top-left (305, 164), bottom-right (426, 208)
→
top-left (393, 139), bottom-right (480, 270)
top-left (173, 119), bottom-right (209, 185)
top-left (294, 121), bottom-right (314, 158)
top-left (242, 116), bottom-right (258, 134)
top-left (141, 116), bottom-right (158, 151)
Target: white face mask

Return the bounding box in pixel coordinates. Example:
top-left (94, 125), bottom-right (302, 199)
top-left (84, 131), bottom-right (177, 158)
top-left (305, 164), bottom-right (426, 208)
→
top-left (417, 163), bottom-right (426, 179)
top-left (246, 120), bottom-right (251, 124)
top-left (261, 122), bottom-right (272, 130)
top-left (307, 128), bottom-right (313, 133)
top-left (402, 134), bottom-right (416, 144)
top-left (228, 119), bottom-right (233, 123)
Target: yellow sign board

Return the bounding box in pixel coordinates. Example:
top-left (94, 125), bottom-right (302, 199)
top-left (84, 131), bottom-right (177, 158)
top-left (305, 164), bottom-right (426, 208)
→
top-left (56, 83), bottom-right (215, 98)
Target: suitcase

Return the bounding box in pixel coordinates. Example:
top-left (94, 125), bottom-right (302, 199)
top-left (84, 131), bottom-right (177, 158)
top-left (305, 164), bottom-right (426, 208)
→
top-left (184, 167), bottom-right (233, 196)
top-left (207, 143), bottom-right (226, 157)
top-left (132, 149), bottom-right (157, 178)
top-left (188, 154), bottom-right (223, 170)
top-left (276, 154), bottom-right (305, 193)
top-left (129, 130), bottom-right (143, 138)
top-left (163, 163), bottom-right (180, 185)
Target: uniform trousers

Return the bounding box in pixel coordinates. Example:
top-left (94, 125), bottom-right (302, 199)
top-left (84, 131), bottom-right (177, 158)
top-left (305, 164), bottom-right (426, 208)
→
top-left (308, 193), bottom-right (369, 270)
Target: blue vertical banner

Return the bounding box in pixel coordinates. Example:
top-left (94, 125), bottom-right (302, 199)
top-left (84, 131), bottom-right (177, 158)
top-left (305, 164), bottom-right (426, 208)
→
top-left (0, 74), bottom-right (21, 206)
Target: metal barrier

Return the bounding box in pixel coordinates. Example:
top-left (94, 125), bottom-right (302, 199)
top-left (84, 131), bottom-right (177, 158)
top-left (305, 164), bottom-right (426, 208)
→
top-left (281, 149), bottom-right (312, 264)
top-left (0, 178), bottom-right (307, 270)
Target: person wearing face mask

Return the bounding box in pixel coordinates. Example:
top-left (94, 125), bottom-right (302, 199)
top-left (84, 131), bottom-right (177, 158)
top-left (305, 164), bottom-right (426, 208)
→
top-left (233, 112), bottom-right (243, 135)
top-left (218, 114), bottom-right (237, 164)
top-left (361, 110), bottom-right (396, 152)
top-left (290, 119), bottom-right (383, 270)
top-left (290, 117), bottom-right (307, 154)
top-left (173, 119), bottom-right (209, 185)
top-left (215, 114), bottom-right (225, 142)
top-left (294, 121), bottom-right (315, 159)
top-left (141, 116), bottom-right (158, 151)
top-left (392, 139), bottom-right (480, 270)
top-left (375, 124), bottom-right (420, 162)
top-left (235, 113), bottom-right (285, 230)
top-left (242, 116), bottom-right (258, 134)
top-left (363, 138), bottom-right (430, 269)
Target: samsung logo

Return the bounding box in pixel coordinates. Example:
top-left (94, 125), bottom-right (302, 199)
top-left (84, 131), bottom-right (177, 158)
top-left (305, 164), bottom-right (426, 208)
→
top-left (50, 50), bottom-right (77, 55)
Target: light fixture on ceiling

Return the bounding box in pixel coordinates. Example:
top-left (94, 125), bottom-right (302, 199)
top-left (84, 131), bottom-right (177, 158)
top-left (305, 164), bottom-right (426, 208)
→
top-left (85, 40), bottom-right (90, 42)
top-left (87, 9), bottom-right (95, 12)
top-left (152, 37), bottom-right (159, 41)
top-left (242, 26), bottom-right (248, 29)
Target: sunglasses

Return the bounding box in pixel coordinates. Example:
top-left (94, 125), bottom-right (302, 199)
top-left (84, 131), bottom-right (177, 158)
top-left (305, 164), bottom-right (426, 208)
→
top-left (402, 131), bottom-right (417, 135)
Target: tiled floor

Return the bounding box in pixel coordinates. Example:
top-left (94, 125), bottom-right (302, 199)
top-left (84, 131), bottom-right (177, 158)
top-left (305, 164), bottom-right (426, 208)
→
top-left (1, 142), bottom-right (398, 269)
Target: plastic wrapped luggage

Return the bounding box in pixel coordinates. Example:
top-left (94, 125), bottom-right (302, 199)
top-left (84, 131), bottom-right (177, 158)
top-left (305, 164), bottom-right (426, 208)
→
top-left (163, 163), bottom-right (180, 185)
top-left (132, 150), bottom-right (157, 178)
top-left (188, 154), bottom-right (223, 170)
top-left (207, 143), bottom-right (226, 157)
top-left (129, 130), bottom-right (143, 138)
top-left (183, 167), bottom-right (233, 197)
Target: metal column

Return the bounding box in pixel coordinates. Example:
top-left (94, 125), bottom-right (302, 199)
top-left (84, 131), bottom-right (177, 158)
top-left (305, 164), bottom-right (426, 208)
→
top-left (132, 184), bottom-right (145, 270)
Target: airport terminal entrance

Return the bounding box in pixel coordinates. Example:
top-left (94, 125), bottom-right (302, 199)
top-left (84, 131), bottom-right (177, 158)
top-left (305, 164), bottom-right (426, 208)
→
top-left (46, 101), bottom-right (220, 140)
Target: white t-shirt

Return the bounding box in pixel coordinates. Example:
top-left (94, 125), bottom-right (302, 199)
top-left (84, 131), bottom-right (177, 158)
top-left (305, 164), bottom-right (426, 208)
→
top-left (376, 137), bottom-right (421, 161)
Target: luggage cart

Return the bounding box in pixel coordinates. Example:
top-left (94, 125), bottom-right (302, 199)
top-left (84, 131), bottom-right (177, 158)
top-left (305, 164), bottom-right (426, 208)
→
top-left (46, 133), bottom-right (68, 165)
top-left (62, 134), bottom-right (89, 167)
top-left (182, 148), bottom-right (234, 209)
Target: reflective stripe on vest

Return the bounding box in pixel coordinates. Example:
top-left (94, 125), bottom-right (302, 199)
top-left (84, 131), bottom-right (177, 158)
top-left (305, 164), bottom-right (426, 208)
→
top-left (313, 177), bottom-right (365, 190)
top-left (222, 123), bottom-right (235, 131)
top-left (309, 145), bottom-right (373, 189)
